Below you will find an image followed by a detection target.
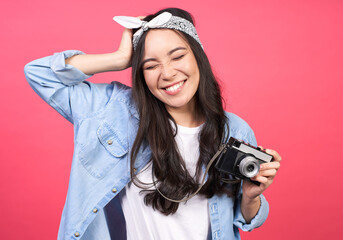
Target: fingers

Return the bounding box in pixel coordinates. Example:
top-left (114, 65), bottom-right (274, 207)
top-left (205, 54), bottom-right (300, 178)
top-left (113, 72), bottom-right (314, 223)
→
top-left (122, 28), bottom-right (133, 41)
top-left (251, 175), bottom-right (269, 184)
top-left (118, 28), bottom-right (133, 53)
top-left (258, 146), bottom-right (265, 151)
top-left (246, 146), bottom-right (282, 186)
top-left (259, 161), bottom-right (280, 179)
top-left (251, 169), bottom-right (276, 184)
top-left (259, 146), bottom-right (282, 162)
top-left (249, 152), bottom-right (281, 184)
top-left (266, 149), bottom-right (282, 162)
top-left (260, 161), bottom-right (280, 171)
top-left (259, 168), bottom-right (277, 176)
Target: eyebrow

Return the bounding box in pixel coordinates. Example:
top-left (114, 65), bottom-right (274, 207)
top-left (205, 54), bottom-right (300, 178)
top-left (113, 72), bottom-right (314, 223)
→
top-left (141, 47), bottom-right (187, 66)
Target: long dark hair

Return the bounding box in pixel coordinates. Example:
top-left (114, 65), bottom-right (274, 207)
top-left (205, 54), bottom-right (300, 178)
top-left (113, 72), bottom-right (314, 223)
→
top-left (130, 8), bottom-right (238, 215)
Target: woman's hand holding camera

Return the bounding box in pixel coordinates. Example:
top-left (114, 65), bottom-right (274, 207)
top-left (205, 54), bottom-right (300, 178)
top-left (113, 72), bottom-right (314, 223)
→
top-left (241, 148), bottom-right (281, 223)
top-left (243, 148), bottom-right (281, 199)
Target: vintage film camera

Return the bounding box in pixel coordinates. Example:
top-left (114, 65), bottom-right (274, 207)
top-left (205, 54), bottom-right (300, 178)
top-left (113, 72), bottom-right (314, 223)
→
top-left (215, 137), bottom-right (273, 185)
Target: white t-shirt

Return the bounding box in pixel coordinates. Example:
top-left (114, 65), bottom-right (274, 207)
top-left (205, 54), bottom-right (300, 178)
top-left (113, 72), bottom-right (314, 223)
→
top-left (119, 123), bottom-right (210, 240)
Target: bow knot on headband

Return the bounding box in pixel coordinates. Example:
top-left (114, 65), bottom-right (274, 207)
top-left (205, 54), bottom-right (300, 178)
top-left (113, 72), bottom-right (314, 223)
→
top-left (113, 12), bottom-right (203, 50)
top-left (141, 21), bottom-right (149, 31)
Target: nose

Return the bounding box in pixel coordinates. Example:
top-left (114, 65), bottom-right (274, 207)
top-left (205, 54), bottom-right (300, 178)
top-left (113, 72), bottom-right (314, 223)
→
top-left (160, 63), bottom-right (177, 81)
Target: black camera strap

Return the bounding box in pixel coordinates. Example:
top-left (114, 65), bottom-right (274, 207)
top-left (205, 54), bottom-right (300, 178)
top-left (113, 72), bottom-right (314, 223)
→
top-left (152, 143), bottom-right (228, 203)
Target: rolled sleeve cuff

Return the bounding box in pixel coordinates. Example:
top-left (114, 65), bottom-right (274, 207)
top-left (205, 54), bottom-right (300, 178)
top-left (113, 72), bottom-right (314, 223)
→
top-left (234, 194), bottom-right (269, 232)
top-left (50, 50), bottom-right (93, 86)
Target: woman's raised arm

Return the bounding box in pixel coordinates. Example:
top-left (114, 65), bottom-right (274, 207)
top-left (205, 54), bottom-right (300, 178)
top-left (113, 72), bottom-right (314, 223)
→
top-left (24, 29), bottom-right (133, 123)
top-left (65, 29), bottom-right (133, 75)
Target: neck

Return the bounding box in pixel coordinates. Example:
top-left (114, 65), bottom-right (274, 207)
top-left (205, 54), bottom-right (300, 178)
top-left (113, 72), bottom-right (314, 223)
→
top-left (165, 100), bottom-right (204, 128)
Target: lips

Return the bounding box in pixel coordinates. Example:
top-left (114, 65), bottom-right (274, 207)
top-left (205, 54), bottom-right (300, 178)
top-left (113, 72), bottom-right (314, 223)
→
top-left (163, 80), bottom-right (185, 95)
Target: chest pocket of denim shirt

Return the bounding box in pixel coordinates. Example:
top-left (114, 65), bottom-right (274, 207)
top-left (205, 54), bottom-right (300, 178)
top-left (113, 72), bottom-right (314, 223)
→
top-left (79, 121), bottom-right (129, 179)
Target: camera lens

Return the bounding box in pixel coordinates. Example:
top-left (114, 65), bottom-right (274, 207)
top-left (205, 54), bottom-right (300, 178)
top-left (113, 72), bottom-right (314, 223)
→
top-left (239, 156), bottom-right (260, 178)
top-left (247, 165), bottom-right (255, 173)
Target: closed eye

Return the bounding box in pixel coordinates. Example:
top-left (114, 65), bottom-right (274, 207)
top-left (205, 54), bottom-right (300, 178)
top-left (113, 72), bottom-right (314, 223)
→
top-left (173, 55), bottom-right (185, 60)
top-left (144, 65), bottom-right (158, 70)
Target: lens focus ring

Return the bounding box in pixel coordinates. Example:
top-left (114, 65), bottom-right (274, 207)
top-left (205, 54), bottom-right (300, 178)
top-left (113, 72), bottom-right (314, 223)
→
top-left (239, 156), bottom-right (260, 178)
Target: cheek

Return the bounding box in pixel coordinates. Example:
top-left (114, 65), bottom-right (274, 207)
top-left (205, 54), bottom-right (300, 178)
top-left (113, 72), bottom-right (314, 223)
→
top-left (143, 72), bottom-right (154, 87)
top-left (191, 60), bottom-right (200, 76)
top-left (187, 63), bottom-right (200, 84)
top-left (182, 57), bottom-right (199, 77)
top-left (143, 72), bottom-right (159, 94)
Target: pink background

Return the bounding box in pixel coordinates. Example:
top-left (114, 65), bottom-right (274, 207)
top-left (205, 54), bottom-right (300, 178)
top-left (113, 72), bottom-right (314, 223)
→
top-left (1, 0), bottom-right (342, 239)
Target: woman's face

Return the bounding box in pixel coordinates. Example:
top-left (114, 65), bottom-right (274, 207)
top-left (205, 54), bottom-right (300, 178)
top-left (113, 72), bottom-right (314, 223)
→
top-left (142, 29), bottom-right (200, 113)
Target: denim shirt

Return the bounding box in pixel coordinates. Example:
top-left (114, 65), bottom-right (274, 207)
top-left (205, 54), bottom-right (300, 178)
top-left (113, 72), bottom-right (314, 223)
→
top-left (24, 50), bottom-right (269, 240)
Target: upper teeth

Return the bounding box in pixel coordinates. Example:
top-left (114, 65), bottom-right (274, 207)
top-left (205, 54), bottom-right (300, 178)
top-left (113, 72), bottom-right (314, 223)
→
top-left (165, 81), bottom-right (184, 92)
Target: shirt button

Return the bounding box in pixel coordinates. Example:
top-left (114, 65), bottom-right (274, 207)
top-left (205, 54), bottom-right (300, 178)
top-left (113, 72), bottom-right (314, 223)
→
top-left (93, 208), bottom-right (98, 213)
top-left (74, 232), bottom-right (80, 237)
top-left (112, 188), bottom-right (117, 193)
top-left (107, 139), bottom-right (113, 145)
top-left (133, 168), bottom-right (137, 173)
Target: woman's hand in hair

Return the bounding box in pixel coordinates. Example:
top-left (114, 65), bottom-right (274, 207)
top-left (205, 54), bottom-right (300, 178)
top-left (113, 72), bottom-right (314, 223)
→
top-left (240, 148), bottom-right (282, 223)
top-left (115, 28), bottom-right (133, 70)
top-left (115, 16), bottom-right (145, 70)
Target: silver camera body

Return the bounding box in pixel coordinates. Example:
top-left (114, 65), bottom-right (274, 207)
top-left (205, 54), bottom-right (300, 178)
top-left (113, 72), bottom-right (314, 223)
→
top-left (215, 137), bottom-right (273, 184)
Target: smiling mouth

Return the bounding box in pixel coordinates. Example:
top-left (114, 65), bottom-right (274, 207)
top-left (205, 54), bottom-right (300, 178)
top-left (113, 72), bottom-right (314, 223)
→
top-left (164, 80), bottom-right (185, 92)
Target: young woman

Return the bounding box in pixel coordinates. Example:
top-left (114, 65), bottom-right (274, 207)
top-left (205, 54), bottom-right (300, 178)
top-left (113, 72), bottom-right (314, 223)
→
top-left (24, 7), bottom-right (281, 240)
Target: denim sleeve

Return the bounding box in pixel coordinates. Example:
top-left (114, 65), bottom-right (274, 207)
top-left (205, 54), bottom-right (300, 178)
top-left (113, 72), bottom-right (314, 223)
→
top-left (233, 192), bottom-right (269, 231)
top-left (24, 50), bottom-right (113, 123)
top-left (233, 128), bottom-right (269, 231)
